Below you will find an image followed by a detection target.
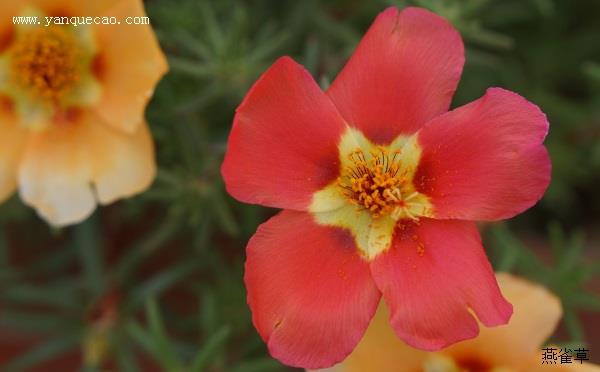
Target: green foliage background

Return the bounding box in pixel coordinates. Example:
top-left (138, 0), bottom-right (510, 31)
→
top-left (1, 0), bottom-right (599, 370)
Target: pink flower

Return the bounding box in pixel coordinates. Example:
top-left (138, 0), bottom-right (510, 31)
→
top-left (222, 6), bottom-right (551, 369)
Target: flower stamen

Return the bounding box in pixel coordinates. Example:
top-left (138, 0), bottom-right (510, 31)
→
top-left (9, 28), bottom-right (81, 103)
top-left (338, 147), bottom-right (421, 220)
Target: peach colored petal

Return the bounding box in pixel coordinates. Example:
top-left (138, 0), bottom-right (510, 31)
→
top-left (0, 3), bottom-right (21, 15)
top-left (92, 0), bottom-right (168, 133)
top-left (90, 120), bottom-right (155, 205)
top-left (335, 302), bottom-right (427, 372)
top-left (18, 112), bottom-right (155, 226)
top-left (18, 121), bottom-right (97, 226)
top-left (326, 273), bottom-right (567, 372)
top-left (0, 4), bottom-right (18, 57)
top-left (522, 350), bottom-right (600, 372)
top-left (0, 103), bottom-right (28, 202)
top-left (442, 273), bottom-right (562, 369)
top-left (0, 3), bottom-right (21, 30)
top-left (27, 0), bottom-right (120, 15)
top-left (566, 363), bottom-right (600, 372)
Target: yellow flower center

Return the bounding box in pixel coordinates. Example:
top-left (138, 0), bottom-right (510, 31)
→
top-left (338, 147), bottom-right (420, 220)
top-left (10, 28), bottom-right (81, 103)
top-left (310, 128), bottom-right (434, 260)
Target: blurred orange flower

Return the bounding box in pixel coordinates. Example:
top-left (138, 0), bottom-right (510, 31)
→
top-left (0, 0), bottom-right (167, 226)
top-left (314, 273), bottom-right (600, 372)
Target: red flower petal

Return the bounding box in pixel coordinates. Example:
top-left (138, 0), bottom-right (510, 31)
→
top-left (370, 218), bottom-right (512, 351)
top-left (415, 88), bottom-right (551, 221)
top-left (245, 211), bottom-right (381, 368)
top-left (327, 7), bottom-right (464, 144)
top-left (222, 57), bottom-right (347, 211)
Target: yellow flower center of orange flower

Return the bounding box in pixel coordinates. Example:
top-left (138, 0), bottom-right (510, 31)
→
top-left (10, 28), bottom-right (81, 102)
top-left (338, 147), bottom-right (420, 220)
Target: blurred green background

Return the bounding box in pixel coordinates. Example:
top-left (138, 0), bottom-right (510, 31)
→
top-left (1, 0), bottom-right (599, 370)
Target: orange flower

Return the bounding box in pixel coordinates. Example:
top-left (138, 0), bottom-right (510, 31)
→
top-left (313, 273), bottom-right (600, 372)
top-left (0, 0), bottom-right (167, 226)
